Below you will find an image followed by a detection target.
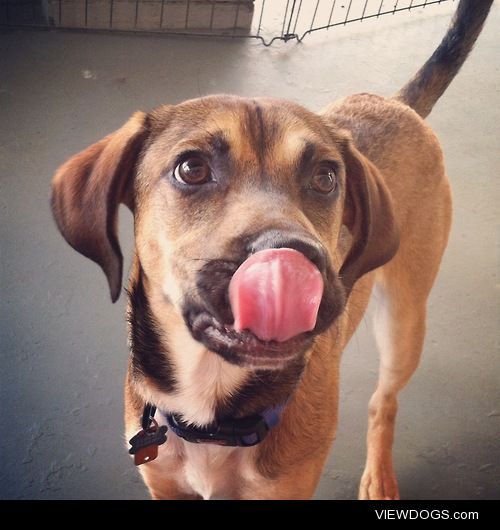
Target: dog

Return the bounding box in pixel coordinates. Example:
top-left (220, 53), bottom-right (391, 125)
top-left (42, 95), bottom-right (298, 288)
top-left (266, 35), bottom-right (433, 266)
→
top-left (51, 0), bottom-right (493, 500)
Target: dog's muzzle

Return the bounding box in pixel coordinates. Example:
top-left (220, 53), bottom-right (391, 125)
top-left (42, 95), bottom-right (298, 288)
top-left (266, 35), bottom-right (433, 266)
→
top-left (183, 230), bottom-right (346, 369)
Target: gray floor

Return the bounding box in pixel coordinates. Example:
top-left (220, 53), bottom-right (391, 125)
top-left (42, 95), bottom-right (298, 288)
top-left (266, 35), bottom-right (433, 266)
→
top-left (1, 2), bottom-right (499, 500)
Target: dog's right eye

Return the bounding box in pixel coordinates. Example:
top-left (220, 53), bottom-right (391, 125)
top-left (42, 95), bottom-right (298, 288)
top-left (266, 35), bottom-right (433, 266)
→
top-left (174, 156), bottom-right (211, 185)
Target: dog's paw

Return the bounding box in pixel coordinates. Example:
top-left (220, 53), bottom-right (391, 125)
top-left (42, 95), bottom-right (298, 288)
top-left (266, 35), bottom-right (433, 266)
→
top-left (358, 464), bottom-right (400, 500)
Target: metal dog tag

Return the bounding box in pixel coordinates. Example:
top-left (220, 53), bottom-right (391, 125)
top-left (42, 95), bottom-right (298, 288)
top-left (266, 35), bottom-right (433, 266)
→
top-left (129, 421), bottom-right (168, 466)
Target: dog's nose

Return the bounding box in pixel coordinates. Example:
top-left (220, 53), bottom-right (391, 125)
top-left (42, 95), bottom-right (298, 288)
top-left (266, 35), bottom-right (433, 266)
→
top-left (248, 230), bottom-right (327, 275)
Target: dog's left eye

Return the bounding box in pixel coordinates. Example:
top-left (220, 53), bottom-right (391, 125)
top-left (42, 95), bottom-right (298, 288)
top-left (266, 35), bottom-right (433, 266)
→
top-left (174, 156), bottom-right (212, 185)
top-left (310, 165), bottom-right (337, 194)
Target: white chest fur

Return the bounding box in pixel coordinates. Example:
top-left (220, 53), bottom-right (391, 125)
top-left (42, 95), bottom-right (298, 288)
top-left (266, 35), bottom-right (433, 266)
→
top-left (133, 321), bottom-right (258, 498)
top-left (183, 443), bottom-right (237, 499)
top-left (147, 427), bottom-right (259, 499)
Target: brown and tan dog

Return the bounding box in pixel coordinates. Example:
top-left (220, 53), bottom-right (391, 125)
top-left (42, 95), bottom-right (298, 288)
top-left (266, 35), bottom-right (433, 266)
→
top-left (51, 1), bottom-right (492, 500)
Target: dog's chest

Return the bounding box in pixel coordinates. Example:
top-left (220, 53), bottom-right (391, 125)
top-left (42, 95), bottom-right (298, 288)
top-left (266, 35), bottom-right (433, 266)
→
top-left (155, 435), bottom-right (257, 499)
top-left (183, 443), bottom-right (240, 499)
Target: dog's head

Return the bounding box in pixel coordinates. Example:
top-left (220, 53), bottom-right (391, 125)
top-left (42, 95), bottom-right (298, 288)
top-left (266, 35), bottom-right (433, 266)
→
top-left (52, 95), bottom-right (398, 371)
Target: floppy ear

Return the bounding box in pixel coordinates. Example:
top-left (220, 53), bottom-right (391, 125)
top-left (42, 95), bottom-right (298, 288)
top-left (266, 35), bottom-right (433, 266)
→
top-left (339, 138), bottom-right (400, 296)
top-left (51, 112), bottom-right (148, 302)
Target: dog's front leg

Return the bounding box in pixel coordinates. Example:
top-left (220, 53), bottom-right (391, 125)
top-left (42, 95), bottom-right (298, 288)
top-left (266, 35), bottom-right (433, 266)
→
top-left (359, 214), bottom-right (450, 500)
top-left (359, 269), bottom-right (426, 500)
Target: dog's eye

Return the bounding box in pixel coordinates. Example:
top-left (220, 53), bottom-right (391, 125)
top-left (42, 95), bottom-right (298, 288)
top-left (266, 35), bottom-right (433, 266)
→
top-left (174, 157), bottom-right (211, 185)
top-left (310, 165), bottom-right (337, 194)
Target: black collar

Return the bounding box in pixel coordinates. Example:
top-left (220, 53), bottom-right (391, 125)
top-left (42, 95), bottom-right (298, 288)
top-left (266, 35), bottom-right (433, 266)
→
top-left (130, 401), bottom-right (286, 459)
top-left (163, 403), bottom-right (285, 447)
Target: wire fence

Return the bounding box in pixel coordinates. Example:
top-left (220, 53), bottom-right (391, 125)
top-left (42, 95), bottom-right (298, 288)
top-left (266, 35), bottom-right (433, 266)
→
top-left (0, 0), bottom-right (455, 46)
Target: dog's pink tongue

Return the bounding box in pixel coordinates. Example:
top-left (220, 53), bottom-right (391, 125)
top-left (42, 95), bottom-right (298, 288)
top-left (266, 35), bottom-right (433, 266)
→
top-left (229, 248), bottom-right (323, 342)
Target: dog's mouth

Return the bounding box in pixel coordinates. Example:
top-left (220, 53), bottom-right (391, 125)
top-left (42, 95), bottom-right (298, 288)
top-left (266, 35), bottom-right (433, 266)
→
top-left (183, 246), bottom-right (346, 370)
top-left (188, 310), bottom-right (313, 370)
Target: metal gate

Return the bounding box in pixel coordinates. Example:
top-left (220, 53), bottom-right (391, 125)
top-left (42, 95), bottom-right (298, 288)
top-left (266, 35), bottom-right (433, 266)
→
top-left (0, 0), bottom-right (455, 46)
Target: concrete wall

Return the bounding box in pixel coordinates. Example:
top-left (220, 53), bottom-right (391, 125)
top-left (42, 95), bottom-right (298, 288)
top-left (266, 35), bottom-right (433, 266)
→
top-left (1, 1), bottom-right (254, 32)
top-left (0, 1), bottom-right (498, 499)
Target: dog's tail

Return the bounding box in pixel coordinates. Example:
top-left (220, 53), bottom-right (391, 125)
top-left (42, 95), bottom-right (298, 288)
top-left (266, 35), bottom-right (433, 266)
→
top-left (395, 0), bottom-right (493, 118)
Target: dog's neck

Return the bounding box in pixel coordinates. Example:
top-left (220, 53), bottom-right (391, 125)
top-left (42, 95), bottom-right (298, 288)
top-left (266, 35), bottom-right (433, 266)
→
top-left (127, 267), bottom-right (304, 426)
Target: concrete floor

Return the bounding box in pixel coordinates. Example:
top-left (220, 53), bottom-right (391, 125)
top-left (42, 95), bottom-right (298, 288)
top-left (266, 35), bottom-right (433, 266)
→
top-left (1, 2), bottom-right (499, 500)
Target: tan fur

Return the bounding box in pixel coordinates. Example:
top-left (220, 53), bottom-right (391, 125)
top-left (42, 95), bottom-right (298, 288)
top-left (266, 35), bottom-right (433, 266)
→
top-left (50, 0), bottom-right (491, 499)
top-left (53, 93), bottom-right (452, 499)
